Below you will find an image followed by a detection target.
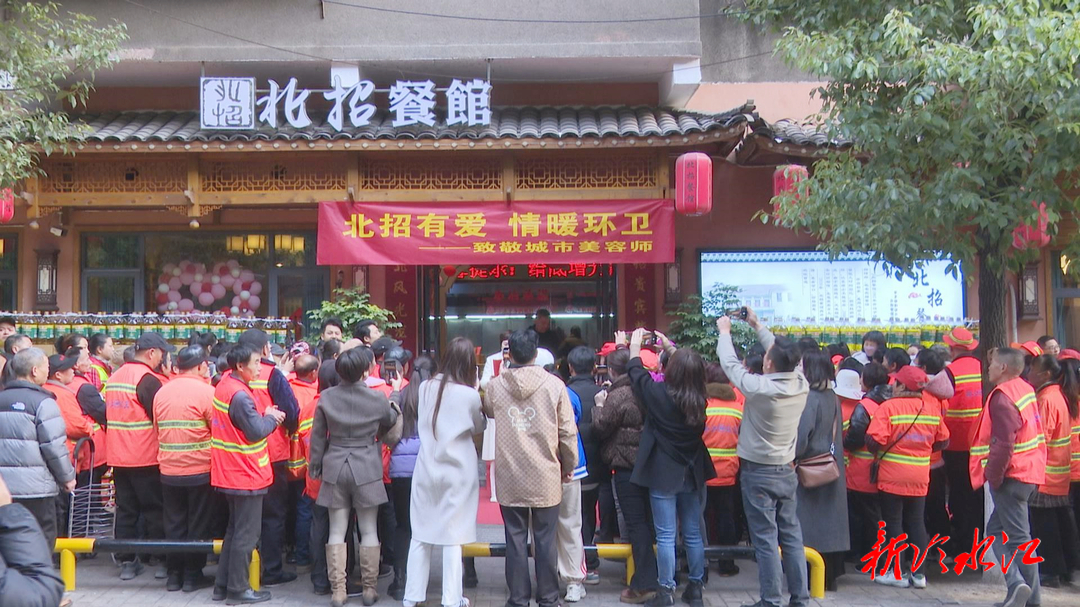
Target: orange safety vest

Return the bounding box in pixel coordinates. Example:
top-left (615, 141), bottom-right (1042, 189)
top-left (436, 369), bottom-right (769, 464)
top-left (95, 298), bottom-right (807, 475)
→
top-left (248, 361), bottom-right (290, 464)
top-left (969, 377), bottom-right (1047, 489)
top-left (211, 374), bottom-right (273, 491)
top-left (286, 377), bottom-right (319, 481)
top-left (1071, 413), bottom-right (1080, 482)
top-left (924, 392), bottom-right (948, 467)
top-left (105, 362), bottom-right (168, 468)
top-left (844, 396), bottom-right (881, 494)
top-left (371, 378), bottom-right (407, 484)
top-left (704, 387), bottom-right (743, 487)
top-left (944, 355), bottom-right (983, 452)
top-left (865, 394), bottom-right (949, 497)
top-left (303, 394), bottom-right (323, 501)
top-left (154, 375), bottom-right (214, 478)
top-left (1036, 384), bottom-right (1072, 496)
top-left (68, 374), bottom-right (106, 470)
top-left (47, 380), bottom-right (94, 473)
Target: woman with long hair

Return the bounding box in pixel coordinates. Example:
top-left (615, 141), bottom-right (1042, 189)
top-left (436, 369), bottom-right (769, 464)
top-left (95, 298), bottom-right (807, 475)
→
top-left (794, 350), bottom-right (849, 591)
top-left (1027, 354), bottom-right (1080, 587)
top-left (387, 354), bottom-right (436, 601)
top-left (309, 347), bottom-right (401, 606)
top-left (404, 338), bottom-right (486, 607)
top-left (624, 328), bottom-right (713, 607)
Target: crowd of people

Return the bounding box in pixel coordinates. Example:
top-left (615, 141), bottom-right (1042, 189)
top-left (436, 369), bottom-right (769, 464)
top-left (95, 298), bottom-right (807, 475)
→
top-left (0, 308), bottom-right (1078, 607)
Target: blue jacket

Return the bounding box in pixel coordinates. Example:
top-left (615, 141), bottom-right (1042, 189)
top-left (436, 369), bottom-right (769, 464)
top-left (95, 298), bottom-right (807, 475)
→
top-left (568, 388), bottom-right (588, 481)
top-left (389, 435), bottom-right (420, 479)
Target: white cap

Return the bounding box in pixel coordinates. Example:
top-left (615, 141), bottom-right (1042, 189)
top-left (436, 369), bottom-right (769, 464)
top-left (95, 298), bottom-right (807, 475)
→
top-left (834, 369), bottom-right (864, 401)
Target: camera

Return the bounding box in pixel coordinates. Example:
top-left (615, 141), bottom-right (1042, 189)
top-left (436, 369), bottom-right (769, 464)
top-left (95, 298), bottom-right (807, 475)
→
top-left (726, 306), bottom-right (749, 320)
top-left (382, 360), bottom-right (401, 382)
top-left (621, 331), bottom-right (655, 346)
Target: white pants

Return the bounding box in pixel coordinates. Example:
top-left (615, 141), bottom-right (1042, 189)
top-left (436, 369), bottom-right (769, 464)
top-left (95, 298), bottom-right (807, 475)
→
top-left (557, 479), bottom-right (587, 583)
top-left (404, 540), bottom-right (463, 606)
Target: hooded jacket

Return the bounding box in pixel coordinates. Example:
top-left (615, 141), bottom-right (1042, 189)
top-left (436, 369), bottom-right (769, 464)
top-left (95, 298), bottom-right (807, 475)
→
top-left (0, 503), bottom-right (65, 607)
top-left (591, 375), bottom-right (643, 470)
top-left (483, 364), bottom-right (578, 508)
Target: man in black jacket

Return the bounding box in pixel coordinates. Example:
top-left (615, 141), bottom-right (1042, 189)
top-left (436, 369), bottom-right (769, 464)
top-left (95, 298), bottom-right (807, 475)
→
top-left (566, 345), bottom-right (603, 583)
top-left (0, 475), bottom-right (64, 607)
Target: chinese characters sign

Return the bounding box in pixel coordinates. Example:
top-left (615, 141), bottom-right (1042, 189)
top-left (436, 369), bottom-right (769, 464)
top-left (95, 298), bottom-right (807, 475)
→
top-left (199, 76), bottom-right (492, 131)
top-left (317, 200), bottom-right (674, 266)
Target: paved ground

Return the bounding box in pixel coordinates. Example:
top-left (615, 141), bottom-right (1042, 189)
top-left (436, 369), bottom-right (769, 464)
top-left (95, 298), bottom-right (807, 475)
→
top-left (65, 524), bottom-right (1080, 607)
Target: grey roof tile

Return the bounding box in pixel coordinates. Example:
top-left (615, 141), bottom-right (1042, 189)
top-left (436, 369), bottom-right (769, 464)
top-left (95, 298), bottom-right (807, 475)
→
top-left (71, 104), bottom-right (754, 145)
top-left (751, 118), bottom-right (852, 148)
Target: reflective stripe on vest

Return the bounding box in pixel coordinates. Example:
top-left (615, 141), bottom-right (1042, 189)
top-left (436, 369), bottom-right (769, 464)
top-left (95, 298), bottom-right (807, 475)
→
top-left (211, 376), bottom-right (273, 491)
top-left (969, 377), bottom-right (1047, 489)
top-left (287, 378), bottom-right (319, 482)
top-left (868, 395), bottom-right (946, 497)
top-left (945, 356), bottom-right (983, 451)
top-left (1036, 384), bottom-right (1072, 496)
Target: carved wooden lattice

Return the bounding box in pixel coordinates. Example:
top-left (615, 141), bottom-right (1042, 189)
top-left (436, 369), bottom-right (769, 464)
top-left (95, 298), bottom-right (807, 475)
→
top-left (358, 156), bottom-right (501, 190)
top-left (39, 158), bottom-right (186, 193)
top-left (515, 153), bottom-right (657, 190)
top-left (201, 156), bottom-right (349, 192)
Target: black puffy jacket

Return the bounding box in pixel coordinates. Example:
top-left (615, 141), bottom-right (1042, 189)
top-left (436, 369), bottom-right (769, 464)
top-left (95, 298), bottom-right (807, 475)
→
top-left (0, 502), bottom-right (64, 607)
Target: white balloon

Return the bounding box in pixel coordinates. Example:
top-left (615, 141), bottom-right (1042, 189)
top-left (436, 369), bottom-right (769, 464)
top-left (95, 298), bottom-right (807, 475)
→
top-left (193, 273), bottom-right (204, 283)
top-left (230, 306), bottom-right (240, 315)
top-left (240, 290), bottom-right (251, 301)
top-left (210, 275), bottom-right (221, 284)
top-left (230, 268), bottom-right (241, 278)
top-left (172, 267), bottom-right (182, 277)
top-left (168, 301), bottom-right (179, 310)
top-left (158, 283), bottom-right (170, 294)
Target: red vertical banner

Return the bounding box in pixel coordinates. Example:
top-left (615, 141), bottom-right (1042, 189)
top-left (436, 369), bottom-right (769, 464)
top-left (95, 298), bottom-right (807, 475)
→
top-left (624, 263), bottom-right (657, 329)
top-left (384, 265), bottom-right (418, 353)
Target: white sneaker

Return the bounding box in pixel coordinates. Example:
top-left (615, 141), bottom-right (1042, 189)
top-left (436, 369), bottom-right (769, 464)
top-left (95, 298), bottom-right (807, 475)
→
top-left (565, 583), bottom-right (587, 602)
top-left (911, 574), bottom-right (927, 589)
top-left (874, 573), bottom-right (910, 588)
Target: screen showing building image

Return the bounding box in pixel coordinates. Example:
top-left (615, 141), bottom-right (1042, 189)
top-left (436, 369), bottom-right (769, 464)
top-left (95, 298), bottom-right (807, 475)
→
top-left (699, 251), bottom-right (965, 325)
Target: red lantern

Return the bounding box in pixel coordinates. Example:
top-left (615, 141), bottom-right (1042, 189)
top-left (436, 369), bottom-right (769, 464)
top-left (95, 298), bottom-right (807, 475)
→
top-left (0, 189), bottom-right (13, 224)
top-left (442, 265), bottom-right (457, 278)
top-left (1012, 201), bottom-right (1051, 251)
top-left (675, 152), bottom-right (712, 216)
top-left (773, 165), bottom-right (809, 198)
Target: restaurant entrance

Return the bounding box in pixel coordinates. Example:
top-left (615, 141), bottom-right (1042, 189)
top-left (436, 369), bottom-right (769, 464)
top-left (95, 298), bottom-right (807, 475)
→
top-left (421, 263), bottom-right (617, 360)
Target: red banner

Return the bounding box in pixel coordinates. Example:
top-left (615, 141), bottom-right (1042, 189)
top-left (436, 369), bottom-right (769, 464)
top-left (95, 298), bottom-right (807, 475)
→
top-left (317, 199), bottom-right (674, 266)
top-left (624, 263), bottom-right (657, 329)
top-left (384, 265), bottom-right (418, 353)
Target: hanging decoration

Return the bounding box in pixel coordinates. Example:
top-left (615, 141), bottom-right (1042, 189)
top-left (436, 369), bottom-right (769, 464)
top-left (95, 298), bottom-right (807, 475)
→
top-left (0, 188), bottom-right (14, 224)
top-left (674, 152), bottom-right (713, 216)
top-left (1011, 201), bottom-right (1050, 251)
top-left (773, 164), bottom-right (809, 198)
top-left (155, 259), bottom-right (264, 316)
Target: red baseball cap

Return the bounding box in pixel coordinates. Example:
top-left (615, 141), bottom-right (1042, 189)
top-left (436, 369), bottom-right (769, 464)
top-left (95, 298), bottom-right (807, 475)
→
top-left (598, 342), bottom-right (619, 357)
top-left (943, 327), bottom-right (979, 351)
top-left (893, 365), bottom-right (928, 391)
top-left (639, 349), bottom-right (660, 371)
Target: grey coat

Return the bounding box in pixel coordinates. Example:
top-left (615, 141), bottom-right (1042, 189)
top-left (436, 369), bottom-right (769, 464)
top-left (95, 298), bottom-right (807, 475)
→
top-left (795, 387), bottom-right (850, 555)
top-left (0, 381), bottom-right (75, 499)
top-left (308, 382), bottom-right (398, 487)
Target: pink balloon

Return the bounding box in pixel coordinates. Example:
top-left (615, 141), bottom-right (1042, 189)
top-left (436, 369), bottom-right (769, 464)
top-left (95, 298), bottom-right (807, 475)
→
top-left (239, 270), bottom-right (255, 283)
top-left (180, 272), bottom-right (194, 286)
top-left (158, 303), bottom-right (169, 312)
top-left (162, 263), bottom-right (176, 275)
top-left (221, 274), bottom-right (236, 288)
top-left (248, 295), bottom-right (261, 310)
top-left (178, 298), bottom-right (195, 312)
top-left (190, 281), bottom-right (203, 295)
top-left (227, 259), bottom-right (240, 270)
top-left (232, 295), bottom-right (241, 307)
top-left (168, 276), bottom-right (182, 290)
top-left (232, 281), bottom-right (244, 295)
top-left (249, 281), bottom-right (263, 296)
top-left (211, 283), bottom-right (227, 299)
top-left (198, 292), bottom-right (215, 307)
top-left (179, 261), bottom-right (192, 272)
top-left (167, 290), bottom-right (182, 303)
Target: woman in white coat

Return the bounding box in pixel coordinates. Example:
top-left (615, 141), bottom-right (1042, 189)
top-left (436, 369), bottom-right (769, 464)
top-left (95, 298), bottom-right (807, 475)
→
top-left (404, 337), bottom-right (487, 607)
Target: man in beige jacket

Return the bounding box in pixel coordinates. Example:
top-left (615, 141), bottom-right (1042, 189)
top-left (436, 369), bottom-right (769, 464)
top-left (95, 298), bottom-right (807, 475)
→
top-left (484, 329), bottom-right (578, 607)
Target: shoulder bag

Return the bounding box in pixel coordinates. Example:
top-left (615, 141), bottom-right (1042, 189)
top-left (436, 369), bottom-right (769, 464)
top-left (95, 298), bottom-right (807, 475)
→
top-left (796, 399), bottom-right (840, 488)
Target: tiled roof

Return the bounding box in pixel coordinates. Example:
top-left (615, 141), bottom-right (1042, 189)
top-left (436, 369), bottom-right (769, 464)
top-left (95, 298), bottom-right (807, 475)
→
top-left (750, 119), bottom-right (851, 148)
top-left (74, 105), bottom-right (754, 144)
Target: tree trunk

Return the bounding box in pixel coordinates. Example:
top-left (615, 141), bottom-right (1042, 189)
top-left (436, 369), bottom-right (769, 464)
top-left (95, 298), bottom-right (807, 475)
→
top-left (977, 250), bottom-right (1009, 392)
